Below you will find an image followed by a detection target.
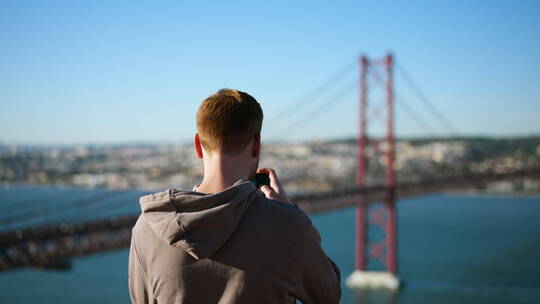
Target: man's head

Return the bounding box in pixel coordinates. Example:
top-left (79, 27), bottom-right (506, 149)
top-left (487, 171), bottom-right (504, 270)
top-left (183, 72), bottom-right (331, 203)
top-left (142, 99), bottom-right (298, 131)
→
top-left (195, 89), bottom-right (263, 155)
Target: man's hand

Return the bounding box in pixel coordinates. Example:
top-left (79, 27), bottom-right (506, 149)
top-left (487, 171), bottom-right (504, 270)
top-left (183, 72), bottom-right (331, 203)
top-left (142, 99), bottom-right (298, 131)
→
top-left (257, 168), bottom-right (291, 203)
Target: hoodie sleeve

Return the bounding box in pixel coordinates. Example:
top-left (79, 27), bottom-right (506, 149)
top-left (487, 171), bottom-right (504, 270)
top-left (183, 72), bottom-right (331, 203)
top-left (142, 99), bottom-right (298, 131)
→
top-left (128, 235), bottom-right (154, 304)
top-left (295, 222), bottom-right (342, 304)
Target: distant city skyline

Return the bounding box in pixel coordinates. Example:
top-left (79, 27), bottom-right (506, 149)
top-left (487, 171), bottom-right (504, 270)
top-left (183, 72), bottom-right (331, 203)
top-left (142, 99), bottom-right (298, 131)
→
top-left (1, 0), bottom-right (539, 145)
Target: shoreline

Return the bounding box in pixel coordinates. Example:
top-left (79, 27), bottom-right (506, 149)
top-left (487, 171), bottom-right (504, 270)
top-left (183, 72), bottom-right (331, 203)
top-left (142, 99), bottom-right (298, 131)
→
top-left (3, 182), bottom-right (540, 199)
top-left (443, 190), bottom-right (540, 198)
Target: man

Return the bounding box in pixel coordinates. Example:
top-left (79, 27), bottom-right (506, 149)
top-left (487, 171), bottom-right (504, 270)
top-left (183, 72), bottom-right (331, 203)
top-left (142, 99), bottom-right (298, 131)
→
top-left (128, 89), bottom-right (341, 303)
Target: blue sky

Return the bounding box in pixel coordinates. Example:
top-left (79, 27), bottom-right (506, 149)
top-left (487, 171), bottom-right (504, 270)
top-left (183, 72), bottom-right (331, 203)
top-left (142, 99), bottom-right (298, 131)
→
top-left (1, 0), bottom-right (539, 144)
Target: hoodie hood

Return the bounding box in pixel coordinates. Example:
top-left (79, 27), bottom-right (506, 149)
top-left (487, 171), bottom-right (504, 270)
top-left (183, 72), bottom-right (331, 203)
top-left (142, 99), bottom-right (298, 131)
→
top-left (139, 179), bottom-right (260, 260)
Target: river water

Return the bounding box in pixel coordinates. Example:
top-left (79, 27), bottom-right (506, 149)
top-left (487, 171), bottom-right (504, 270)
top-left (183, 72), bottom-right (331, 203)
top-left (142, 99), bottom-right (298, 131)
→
top-left (0, 186), bottom-right (539, 303)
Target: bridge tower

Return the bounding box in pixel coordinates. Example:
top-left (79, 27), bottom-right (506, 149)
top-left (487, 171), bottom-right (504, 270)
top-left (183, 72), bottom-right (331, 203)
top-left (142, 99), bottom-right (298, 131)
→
top-left (347, 53), bottom-right (399, 290)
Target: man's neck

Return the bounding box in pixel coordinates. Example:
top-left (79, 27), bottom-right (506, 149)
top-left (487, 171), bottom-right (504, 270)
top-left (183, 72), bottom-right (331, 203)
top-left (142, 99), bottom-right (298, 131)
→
top-left (195, 154), bottom-right (253, 194)
top-left (195, 174), bottom-right (246, 194)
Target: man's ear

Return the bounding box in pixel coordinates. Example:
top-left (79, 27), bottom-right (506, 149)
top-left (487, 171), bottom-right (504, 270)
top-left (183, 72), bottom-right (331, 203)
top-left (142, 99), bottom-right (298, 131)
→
top-left (194, 133), bottom-right (204, 159)
top-left (252, 133), bottom-right (261, 158)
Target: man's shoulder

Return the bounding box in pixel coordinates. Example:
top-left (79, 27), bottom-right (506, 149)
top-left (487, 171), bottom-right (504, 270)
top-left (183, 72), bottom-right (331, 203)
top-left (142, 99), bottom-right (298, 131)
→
top-left (131, 214), bottom-right (146, 238)
top-left (250, 195), bottom-right (312, 230)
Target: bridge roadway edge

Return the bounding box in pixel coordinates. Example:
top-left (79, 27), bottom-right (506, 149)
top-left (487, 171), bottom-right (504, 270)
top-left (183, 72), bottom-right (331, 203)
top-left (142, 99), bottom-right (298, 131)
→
top-left (1, 168), bottom-right (539, 271)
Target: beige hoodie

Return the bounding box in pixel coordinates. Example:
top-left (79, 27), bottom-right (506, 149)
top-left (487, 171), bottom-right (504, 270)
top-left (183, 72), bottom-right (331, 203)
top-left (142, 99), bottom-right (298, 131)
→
top-left (128, 180), bottom-right (341, 304)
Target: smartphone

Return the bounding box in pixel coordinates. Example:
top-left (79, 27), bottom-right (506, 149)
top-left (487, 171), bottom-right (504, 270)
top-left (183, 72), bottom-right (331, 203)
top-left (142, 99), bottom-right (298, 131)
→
top-left (253, 173), bottom-right (270, 189)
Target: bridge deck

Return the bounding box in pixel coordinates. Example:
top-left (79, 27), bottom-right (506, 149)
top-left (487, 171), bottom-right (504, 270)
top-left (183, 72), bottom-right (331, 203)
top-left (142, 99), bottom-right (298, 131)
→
top-left (1, 168), bottom-right (538, 271)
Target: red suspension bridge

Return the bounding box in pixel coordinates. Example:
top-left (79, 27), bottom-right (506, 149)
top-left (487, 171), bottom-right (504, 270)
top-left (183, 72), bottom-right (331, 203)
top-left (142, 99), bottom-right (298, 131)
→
top-left (1, 54), bottom-right (538, 283)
